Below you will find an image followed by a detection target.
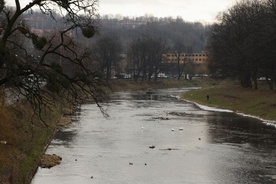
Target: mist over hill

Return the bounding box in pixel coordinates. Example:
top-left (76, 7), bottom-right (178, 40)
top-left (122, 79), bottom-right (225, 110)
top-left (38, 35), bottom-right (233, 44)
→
top-left (98, 15), bottom-right (210, 52)
top-left (22, 11), bottom-right (209, 53)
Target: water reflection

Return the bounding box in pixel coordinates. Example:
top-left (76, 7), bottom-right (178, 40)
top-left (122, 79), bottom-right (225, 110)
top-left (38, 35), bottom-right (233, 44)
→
top-left (32, 88), bottom-right (276, 184)
top-left (207, 112), bottom-right (276, 149)
top-left (50, 110), bottom-right (82, 147)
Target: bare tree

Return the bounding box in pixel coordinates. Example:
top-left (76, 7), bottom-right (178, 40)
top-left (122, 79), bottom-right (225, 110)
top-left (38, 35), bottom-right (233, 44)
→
top-left (0, 0), bottom-right (107, 120)
top-left (208, 0), bottom-right (276, 90)
top-left (150, 37), bottom-right (168, 81)
top-left (93, 34), bottom-right (123, 82)
top-left (127, 37), bottom-right (148, 81)
top-left (127, 36), bottom-right (167, 81)
top-left (127, 38), bottom-right (142, 81)
top-left (173, 42), bottom-right (192, 80)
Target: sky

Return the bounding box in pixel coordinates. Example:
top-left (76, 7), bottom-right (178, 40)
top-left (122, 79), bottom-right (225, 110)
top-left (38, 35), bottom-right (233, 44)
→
top-left (7, 0), bottom-right (236, 23)
top-left (98, 0), bottom-right (236, 23)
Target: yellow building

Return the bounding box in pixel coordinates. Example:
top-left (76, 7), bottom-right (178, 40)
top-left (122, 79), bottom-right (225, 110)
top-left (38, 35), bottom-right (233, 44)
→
top-left (163, 51), bottom-right (209, 75)
top-left (164, 51), bottom-right (208, 64)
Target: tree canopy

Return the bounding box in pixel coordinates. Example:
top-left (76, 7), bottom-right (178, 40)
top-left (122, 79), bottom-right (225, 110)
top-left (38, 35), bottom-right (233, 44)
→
top-left (208, 0), bottom-right (276, 90)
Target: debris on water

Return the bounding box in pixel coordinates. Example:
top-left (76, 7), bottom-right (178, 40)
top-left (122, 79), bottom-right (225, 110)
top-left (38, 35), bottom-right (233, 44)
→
top-left (159, 148), bottom-right (178, 151)
top-left (168, 111), bottom-right (205, 118)
top-left (153, 117), bottom-right (170, 120)
top-left (264, 175), bottom-right (276, 180)
top-left (149, 145), bottom-right (155, 149)
top-left (146, 91), bottom-right (154, 95)
top-left (168, 112), bottom-right (185, 116)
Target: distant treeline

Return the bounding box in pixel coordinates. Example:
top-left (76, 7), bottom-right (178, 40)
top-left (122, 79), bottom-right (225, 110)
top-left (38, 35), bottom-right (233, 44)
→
top-left (20, 11), bottom-right (211, 82)
top-left (22, 11), bottom-right (209, 53)
top-left (99, 15), bottom-right (210, 52)
top-left (208, 0), bottom-right (276, 90)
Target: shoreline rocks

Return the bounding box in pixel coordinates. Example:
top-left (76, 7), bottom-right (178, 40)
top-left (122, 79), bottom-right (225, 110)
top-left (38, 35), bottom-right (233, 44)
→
top-left (40, 154), bottom-right (62, 169)
top-left (58, 116), bottom-right (71, 127)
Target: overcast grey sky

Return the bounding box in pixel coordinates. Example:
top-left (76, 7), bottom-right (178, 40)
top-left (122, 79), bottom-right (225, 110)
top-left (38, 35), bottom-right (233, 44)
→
top-left (99, 0), bottom-right (236, 23)
top-left (7, 0), bottom-right (236, 23)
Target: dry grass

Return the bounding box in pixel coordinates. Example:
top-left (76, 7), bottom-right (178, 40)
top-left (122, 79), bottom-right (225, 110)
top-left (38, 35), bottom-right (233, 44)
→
top-left (182, 80), bottom-right (276, 121)
top-left (0, 93), bottom-right (62, 183)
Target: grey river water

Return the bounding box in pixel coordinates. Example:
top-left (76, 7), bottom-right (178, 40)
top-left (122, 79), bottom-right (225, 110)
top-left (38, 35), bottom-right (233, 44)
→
top-left (32, 88), bottom-right (276, 184)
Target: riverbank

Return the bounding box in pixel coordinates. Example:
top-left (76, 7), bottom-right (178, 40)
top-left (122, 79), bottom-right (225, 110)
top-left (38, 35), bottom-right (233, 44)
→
top-left (107, 79), bottom-right (202, 91)
top-left (181, 80), bottom-right (276, 122)
top-left (0, 99), bottom-right (63, 184)
top-left (31, 84), bottom-right (276, 184)
top-left (2, 79), bottom-right (275, 183)
top-left (0, 79), bottom-right (198, 184)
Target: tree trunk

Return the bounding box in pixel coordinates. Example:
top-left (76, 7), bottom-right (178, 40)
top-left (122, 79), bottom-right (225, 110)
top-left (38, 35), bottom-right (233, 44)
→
top-left (252, 77), bottom-right (258, 90)
top-left (177, 73), bottom-right (181, 80)
top-left (240, 73), bottom-right (252, 88)
top-left (266, 77), bottom-right (274, 90)
top-left (252, 69), bottom-right (258, 90)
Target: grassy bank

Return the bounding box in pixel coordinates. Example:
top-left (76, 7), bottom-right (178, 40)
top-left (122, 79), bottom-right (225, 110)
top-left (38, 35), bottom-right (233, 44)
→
top-left (0, 98), bottom-right (63, 184)
top-left (182, 80), bottom-right (276, 121)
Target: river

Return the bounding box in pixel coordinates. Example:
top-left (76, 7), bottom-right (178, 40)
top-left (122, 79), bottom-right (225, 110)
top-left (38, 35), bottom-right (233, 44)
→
top-left (32, 88), bottom-right (276, 184)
